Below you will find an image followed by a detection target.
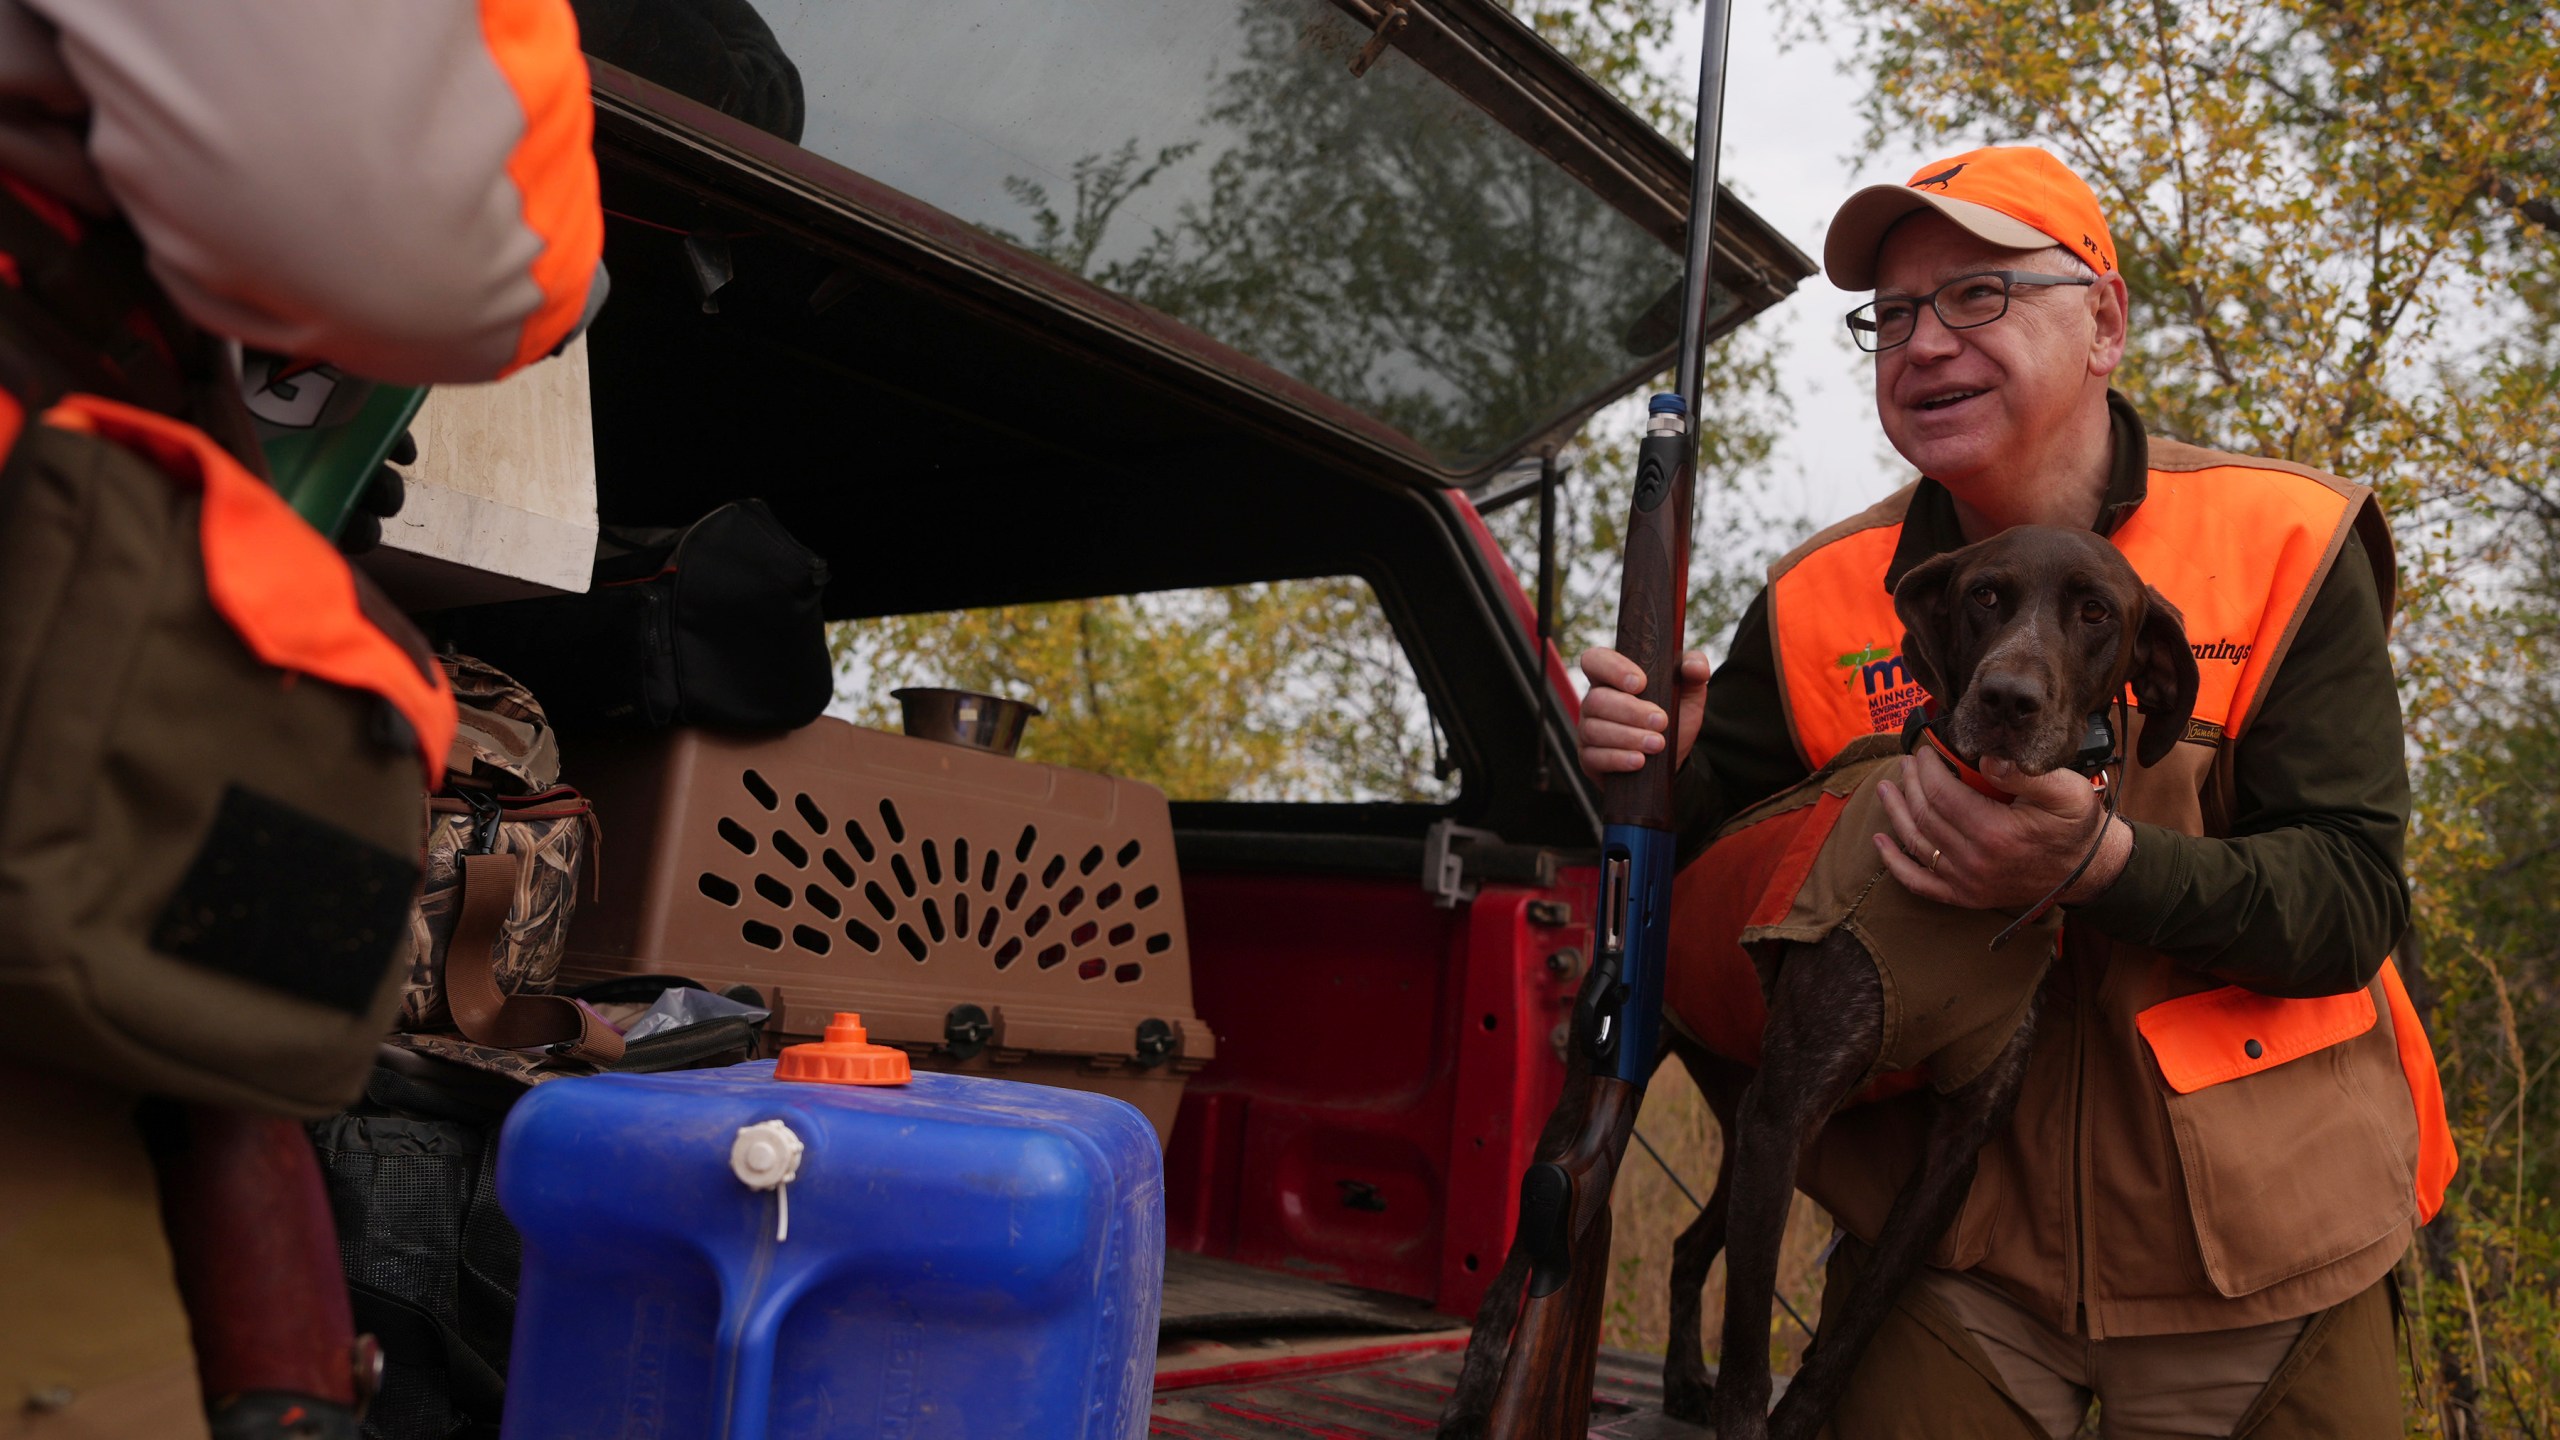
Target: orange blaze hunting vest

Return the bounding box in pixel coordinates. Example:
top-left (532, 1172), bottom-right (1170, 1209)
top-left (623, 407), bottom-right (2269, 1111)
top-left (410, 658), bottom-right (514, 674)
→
top-left (1765, 442), bottom-right (2454, 1336)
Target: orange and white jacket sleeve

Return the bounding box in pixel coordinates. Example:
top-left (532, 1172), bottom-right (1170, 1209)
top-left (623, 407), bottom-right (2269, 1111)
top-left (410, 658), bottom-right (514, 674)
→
top-left (22, 0), bottom-right (604, 383)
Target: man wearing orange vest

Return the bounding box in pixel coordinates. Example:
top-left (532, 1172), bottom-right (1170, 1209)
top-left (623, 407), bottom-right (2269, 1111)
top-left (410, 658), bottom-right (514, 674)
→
top-left (0, 3), bottom-right (602, 1435)
top-left (1579, 146), bottom-right (2450, 1436)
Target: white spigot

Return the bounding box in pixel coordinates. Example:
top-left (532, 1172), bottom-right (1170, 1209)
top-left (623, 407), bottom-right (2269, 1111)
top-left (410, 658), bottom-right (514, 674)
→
top-left (730, 1119), bottom-right (806, 1242)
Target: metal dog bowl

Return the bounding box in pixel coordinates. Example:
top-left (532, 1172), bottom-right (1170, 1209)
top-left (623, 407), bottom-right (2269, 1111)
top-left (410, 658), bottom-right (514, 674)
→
top-left (892, 687), bottom-right (1041, 757)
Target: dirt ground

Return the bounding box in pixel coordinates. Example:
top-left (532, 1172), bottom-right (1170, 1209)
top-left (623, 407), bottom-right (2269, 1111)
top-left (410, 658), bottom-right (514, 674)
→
top-left (1597, 1056), bottom-right (1836, 1373)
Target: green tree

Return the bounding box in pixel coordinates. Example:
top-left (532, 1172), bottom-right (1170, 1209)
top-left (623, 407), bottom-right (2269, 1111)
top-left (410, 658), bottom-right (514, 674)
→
top-left (1791, 0), bottom-right (2560, 1427)
top-left (832, 579), bottom-right (1460, 803)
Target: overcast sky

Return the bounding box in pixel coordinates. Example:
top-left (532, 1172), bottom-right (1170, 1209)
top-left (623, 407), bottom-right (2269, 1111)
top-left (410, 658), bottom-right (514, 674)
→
top-left (1668, 3), bottom-right (1942, 524)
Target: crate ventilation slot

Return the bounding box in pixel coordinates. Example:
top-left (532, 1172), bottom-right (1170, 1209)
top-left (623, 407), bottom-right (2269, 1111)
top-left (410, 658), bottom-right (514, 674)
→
top-left (699, 773), bottom-right (1170, 983)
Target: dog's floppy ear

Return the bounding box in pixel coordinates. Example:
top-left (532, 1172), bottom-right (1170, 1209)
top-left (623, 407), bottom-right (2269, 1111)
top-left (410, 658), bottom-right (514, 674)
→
top-left (2128, 585), bottom-right (2200, 767)
top-left (1891, 551), bottom-right (1965, 706)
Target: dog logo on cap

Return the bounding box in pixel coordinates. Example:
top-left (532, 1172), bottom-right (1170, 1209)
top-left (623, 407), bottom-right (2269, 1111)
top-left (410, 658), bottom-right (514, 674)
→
top-left (1911, 162), bottom-right (1968, 191)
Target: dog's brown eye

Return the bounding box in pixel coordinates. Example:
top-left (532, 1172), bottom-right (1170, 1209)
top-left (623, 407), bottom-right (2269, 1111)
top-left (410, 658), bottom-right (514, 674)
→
top-left (1970, 585), bottom-right (1998, 609)
top-left (2080, 600), bottom-right (2110, 624)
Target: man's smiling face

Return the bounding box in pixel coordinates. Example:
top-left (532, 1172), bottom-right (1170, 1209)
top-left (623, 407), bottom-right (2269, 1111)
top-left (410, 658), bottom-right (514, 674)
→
top-left (1870, 212), bottom-right (2107, 484)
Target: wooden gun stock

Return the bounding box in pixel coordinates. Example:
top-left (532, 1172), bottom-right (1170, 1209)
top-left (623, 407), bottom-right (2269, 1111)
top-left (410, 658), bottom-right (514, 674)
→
top-left (1483, 1077), bottom-right (1640, 1433)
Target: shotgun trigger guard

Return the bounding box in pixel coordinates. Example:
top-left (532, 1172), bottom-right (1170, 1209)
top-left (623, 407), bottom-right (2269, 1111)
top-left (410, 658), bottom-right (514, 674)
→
top-left (1576, 954), bottom-right (1626, 1068)
top-left (1518, 1161), bottom-right (1574, 1298)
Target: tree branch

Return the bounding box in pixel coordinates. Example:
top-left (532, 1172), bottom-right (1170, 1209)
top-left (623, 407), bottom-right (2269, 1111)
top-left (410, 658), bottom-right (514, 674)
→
top-left (2042, 107), bottom-right (2246, 394)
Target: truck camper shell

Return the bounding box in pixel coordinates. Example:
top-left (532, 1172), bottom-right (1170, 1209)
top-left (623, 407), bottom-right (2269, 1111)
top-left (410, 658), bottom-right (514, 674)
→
top-left (568, 0), bottom-right (1815, 1429)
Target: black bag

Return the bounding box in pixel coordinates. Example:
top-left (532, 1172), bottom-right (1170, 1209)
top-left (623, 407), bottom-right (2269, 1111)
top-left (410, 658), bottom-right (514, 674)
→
top-left (311, 1108), bottom-right (516, 1440)
top-left (317, 981), bottom-right (764, 1439)
top-left (435, 500), bottom-right (831, 732)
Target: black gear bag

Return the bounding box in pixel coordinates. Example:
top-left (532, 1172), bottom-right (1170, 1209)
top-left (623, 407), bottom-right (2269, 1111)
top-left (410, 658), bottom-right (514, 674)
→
top-left (433, 499), bottom-right (831, 733)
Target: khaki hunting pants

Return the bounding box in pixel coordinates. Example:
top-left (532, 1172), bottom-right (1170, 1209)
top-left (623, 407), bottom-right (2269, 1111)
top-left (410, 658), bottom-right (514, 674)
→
top-left (0, 1064), bottom-right (208, 1440)
top-left (1813, 1238), bottom-right (2403, 1439)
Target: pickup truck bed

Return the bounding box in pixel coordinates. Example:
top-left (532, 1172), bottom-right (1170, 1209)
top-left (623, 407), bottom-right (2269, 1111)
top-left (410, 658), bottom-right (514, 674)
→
top-left (1155, 1342), bottom-right (1707, 1438)
top-left (1151, 1253), bottom-right (1712, 1438)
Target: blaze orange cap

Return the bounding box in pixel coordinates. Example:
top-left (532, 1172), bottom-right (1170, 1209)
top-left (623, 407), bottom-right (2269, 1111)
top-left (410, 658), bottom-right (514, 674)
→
top-left (1824, 146), bottom-right (2117, 290)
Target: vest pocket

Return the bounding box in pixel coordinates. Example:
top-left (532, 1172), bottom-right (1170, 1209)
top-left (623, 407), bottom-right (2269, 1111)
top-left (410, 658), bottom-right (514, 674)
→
top-left (2136, 984), bottom-right (2374, 1092)
top-left (2141, 985), bottom-right (2418, 1297)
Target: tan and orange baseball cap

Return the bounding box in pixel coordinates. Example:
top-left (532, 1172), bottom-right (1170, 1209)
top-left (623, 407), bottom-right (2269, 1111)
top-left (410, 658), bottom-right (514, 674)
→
top-left (1824, 145), bottom-right (2117, 290)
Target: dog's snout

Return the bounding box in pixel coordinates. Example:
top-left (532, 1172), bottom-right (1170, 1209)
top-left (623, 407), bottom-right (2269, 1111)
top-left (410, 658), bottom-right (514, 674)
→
top-left (1974, 670), bottom-right (2045, 726)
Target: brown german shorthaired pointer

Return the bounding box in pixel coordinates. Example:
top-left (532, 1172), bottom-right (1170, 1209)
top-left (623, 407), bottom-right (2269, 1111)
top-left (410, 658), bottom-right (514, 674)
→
top-left (1440, 524), bottom-right (2200, 1440)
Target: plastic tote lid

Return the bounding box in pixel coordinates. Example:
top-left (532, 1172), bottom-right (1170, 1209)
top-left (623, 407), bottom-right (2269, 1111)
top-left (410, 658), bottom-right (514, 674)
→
top-left (774, 1012), bottom-right (912, 1086)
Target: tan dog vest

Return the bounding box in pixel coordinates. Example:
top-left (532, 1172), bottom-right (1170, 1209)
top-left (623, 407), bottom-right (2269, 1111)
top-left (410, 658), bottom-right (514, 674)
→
top-left (1665, 733), bottom-right (2058, 1097)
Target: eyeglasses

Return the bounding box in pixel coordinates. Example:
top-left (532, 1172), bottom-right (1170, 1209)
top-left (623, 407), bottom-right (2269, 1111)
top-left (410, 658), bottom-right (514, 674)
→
top-left (1845, 270), bottom-right (2098, 353)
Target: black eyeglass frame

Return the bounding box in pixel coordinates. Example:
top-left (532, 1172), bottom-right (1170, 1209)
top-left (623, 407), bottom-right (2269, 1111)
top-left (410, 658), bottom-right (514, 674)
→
top-left (1845, 270), bottom-right (2098, 353)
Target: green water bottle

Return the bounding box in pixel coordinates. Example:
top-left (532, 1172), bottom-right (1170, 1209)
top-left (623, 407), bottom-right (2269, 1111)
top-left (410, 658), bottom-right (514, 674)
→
top-left (242, 352), bottom-right (427, 543)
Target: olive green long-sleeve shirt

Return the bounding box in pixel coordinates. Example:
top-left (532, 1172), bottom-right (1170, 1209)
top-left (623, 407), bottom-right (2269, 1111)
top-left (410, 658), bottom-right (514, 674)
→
top-left (1672, 396), bottom-right (2410, 999)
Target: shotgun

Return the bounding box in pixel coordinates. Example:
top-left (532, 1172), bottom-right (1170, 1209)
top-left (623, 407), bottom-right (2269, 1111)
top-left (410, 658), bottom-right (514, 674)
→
top-left (1480, 0), bottom-right (1738, 1430)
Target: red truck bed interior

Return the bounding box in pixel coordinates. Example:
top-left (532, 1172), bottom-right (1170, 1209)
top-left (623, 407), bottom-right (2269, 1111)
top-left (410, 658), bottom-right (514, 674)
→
top-left (1164, 869), bottom-right (1590, 1320)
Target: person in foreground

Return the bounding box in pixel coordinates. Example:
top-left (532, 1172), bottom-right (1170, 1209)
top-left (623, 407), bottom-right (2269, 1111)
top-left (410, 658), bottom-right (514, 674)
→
top-left (0, 3), bottom-right (603, 1434)
top-left (1577, 145), bottom-right (2454, 1438)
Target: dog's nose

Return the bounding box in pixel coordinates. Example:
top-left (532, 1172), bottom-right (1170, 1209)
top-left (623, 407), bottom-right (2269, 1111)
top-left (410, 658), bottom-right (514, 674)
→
top-left (1975, 671), bottom-right (2045, 726)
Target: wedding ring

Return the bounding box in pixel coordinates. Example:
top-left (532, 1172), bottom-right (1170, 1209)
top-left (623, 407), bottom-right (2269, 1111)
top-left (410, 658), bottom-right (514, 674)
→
top-left (1928, 847), bottom-right (1944, 872)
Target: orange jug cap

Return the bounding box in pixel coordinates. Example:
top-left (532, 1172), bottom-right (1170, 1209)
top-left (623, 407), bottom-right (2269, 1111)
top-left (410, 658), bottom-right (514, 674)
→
top-left (774, 1012), bottom-right (912, 1086)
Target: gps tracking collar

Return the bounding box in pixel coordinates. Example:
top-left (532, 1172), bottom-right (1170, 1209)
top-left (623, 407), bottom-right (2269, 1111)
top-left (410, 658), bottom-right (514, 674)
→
top-left (2067, 705), bottom-right (2118, 783)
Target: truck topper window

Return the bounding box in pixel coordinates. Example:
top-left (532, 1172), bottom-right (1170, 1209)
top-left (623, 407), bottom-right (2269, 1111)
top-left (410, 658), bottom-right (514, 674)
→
top-left (595, 0), bottom-right (1681, 472)
top-left (830, 577), bottom-right (1460, 805)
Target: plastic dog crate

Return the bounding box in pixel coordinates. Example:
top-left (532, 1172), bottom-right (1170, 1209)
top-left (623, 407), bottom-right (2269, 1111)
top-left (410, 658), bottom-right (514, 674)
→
top-left (560, 721), bottom-right (1214, 1142)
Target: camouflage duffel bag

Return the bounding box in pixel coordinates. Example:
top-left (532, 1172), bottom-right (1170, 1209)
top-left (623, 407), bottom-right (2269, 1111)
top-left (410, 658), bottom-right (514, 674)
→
top-left (401, 654), bottom-right (620, 1065)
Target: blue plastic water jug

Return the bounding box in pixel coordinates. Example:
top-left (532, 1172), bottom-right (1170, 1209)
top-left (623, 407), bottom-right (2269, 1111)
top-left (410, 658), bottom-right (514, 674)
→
top-left (496, 1017), bottom-right (1163, 1439)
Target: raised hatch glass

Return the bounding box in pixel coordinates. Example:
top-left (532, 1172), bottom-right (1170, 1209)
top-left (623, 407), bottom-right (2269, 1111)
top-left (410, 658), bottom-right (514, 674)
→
top-left (584, 0), bottom-right (1685, 473)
